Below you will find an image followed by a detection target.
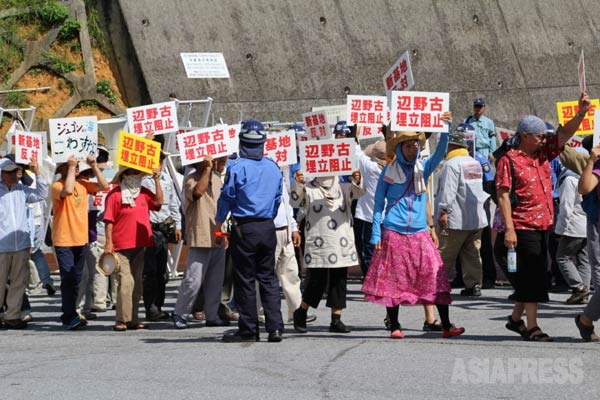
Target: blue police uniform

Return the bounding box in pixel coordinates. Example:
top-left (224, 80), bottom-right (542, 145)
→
top-left (475, 151), bottom-right (494, 184)
top-left (216, 120), bottom-right (284, 341)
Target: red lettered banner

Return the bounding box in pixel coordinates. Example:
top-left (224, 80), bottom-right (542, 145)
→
top-left (390, 91), bottom-right (449, 132)
top-left (299, 138), bottom-right (356, 177)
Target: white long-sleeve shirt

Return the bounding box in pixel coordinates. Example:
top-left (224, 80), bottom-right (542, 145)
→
top-left (555, 172), bottom-right (587, 238)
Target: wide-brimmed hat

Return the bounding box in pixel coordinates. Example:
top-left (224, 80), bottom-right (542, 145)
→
top-left (364, 141), bottom-right (387, 167)
top-left (111, 165), bottom-right (148, 184)
top-left (97, 252), bottom-right (120, 276)
top-left (386, 131), bottom-right (426, 159)
top-left (448, 132), bottom-right (468, 148)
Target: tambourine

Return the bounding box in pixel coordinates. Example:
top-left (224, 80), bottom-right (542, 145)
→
top-left (97, 252), bottom-right (120, 276)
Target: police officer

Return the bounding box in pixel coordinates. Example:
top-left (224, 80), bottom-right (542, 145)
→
top-left (216, 119), bottom-right (284, 343)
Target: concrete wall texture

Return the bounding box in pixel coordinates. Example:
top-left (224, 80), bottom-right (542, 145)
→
top-left (110, 0), bottom-right (600, 129)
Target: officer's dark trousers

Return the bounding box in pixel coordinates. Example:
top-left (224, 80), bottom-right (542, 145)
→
top-left (230, 219), bottom-right (283, 335)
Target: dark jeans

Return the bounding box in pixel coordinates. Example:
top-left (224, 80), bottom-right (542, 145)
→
top-left (143, 229), bottom-right (169, 313)
top-left (354, 218), bottom-right (374, 277)
top-left (480, 225), bottom-right (496, 284)
top-left (230, 219), bottom-right (283, 335)
top-left (55, 245), bottom-right (89, 324)
top-left (302, 267), bottom-right (348, 309)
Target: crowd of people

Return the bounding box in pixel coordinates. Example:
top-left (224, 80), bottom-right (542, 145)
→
top-left (1, 92), bottom-right (600, 344)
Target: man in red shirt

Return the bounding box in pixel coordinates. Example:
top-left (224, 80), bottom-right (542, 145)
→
top-left (496, 93), bottom-right (590, 342)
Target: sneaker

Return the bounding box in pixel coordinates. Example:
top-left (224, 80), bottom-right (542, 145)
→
top-left (288, 314), bottom-right (317, 324)
top-left (65, 316), bottom-right (84, 331)
top-left (329, 319), bottom-right (351, 333)
top-left (460, 285), bottom-right (482, 297)
top-left (4, 319), bottom-right (27, 330)
top-left (43, 282), bottom-right (56, 296)
top-left (146, 310), bottom-right (170, 321)
top-left (442, 325), bottom-right (465, 338)
top-left (172, 314), bottom-right (188, 329)
top-left (83, 312), bottom-right (97, 321)
top-left (293, 308), bottom-right (307, 333)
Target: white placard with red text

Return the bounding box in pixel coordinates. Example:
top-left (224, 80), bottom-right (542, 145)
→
top-left (226, 124), bottom-right (241, 155)
top-left (299, 138), bottom-right (356, 177)
top-left (568, 135), bottom-right (583, 149)
top-left (356, 124), bottom-right (384, 142)
top-left (346, 95), bottom-right (387, 126)
top-left (127, 101), bottom-right (178, 136)
top-left (594, 112), bottom-right (600, 148)
top-left (383, 51), bottom-right (414, 95)
top-left (296, 131), bottom-right (309, 142)
top-left (49, 116), bottom-right (98, 163)
top-left (302, 111), bottom-right (330, 140)
top-left (90, 183), bottom-right (116, 211)
top-left (177, 125), bottom-right (234, 166)
top-left (495, 127), bottom-right (516, 147)
top-left (390, 91), bottom-right (449, 132)
top-left (263, 130), bottom-right (297, 167)
top-left (15, 130), bottom-right (44, 164)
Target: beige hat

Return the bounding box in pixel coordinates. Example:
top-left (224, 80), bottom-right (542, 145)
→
top-left (386, 131), bottom-right (426, 159)
top-left (97, 252), bottom-right (120, 276)
top-left (364, 141), bottom-right (387, 168)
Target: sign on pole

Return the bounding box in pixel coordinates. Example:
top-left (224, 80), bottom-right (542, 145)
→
top-left (117, 131), bottom-right (161, 173)
top-left (177, 125), bottom-right (235, 166)
top-left (311, 104), bottom-right (347, 127)
top-left (556, 99), bottom-right (599, 135)
top-left (356, 124), bottom-right (384, 142)
top-left (495, 127), bottom-right (516, 147)
top-left (346, 95), bottom-right (387, 126)
top-left (49, 116), bottom-right (98, 163)
top-left (302, 111), bottom-right (330, 140)
top-left (568, 135), bottom-right (584, 149)
top-left (127, 101), bottom-right (178, 136)
top-left (263, 130), bottom-right (297, 167)
top-left (15, 130), bottom-right (44, 164)
top-left (389, 91), bottom-right (449, 132)
top-left (180, 53), bottom-right (230, 79)
top-left (226, 124), bottom-right (241, 155)
top-left (578, 49), bottom-right (586, 95)
top-left (299, 138), bottom-right (356, 177)
top-left (383, 51), bottom-right (414, 96)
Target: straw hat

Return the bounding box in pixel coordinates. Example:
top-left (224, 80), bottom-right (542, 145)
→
top-left (386, 131), bottom-right (426, 159)
top-left (97, 252), bottom-right (120, 276)
top-left (110, 165), bottom-right (149, 184)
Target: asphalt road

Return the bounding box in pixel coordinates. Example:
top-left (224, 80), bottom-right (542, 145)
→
top-left (2, 280), bottom-right (599, 400)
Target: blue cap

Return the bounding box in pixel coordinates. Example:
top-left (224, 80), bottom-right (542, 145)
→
top-left (456, 123), bottom-right (475, 134)
top-left (239, 119), bottom-right (266, 145)
top-left (290, 124), bottom-right (305, 133)
top-left (473, 98), bottom-right (486, 107)
top-left (545, 122), bottom-right (555, 135)
top-left (333, 120), bottom-right (351, 136)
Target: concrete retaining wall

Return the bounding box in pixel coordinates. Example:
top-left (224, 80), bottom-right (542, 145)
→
top-left (107, 0), bottom-right (600, 129)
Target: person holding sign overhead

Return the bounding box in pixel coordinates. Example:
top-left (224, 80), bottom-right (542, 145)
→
top-left (52, 154), bottom-right (109, 330)
top-left (103, 165), bottom-right (163, 332)
top-left (362, 112), bottom-right (465, 340)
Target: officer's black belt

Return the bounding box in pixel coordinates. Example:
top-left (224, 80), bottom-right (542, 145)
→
top-left (235, 217), bottom-right (270, 224)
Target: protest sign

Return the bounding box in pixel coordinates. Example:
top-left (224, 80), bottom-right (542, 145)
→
top-left (15, 130), bottom-right (44, 164)
top-left (302, 111), bottom-right (330, 140)
top-left (49, 116), bottom-right (98, 163)
top-left (226, 124), bottom-right (241, 155)
top-left (117, 131), bottom-right (161, 173)
top-left (311, 104), bottom-right (347, 127)
top-left (390, 91), bottom-right (449, 132)
top-left (180, 53), bottom-right (230, 79)
top-left (594, 113), bottom-right (600, 147)
top-left (299, 138), bottom-right (356, 177)
top-left (90, 183), bottom-right (116, 210)
top-left (568, 135), bottom-right (583, 149)
top-left (0, 120), bottom-right (23, 155)
top-left (296, 131), bottom-right (309, 142)
top-left (356, 124), bottom-right (384, 142)
top-left (177, 125), bottom-right (235, 166)
top-left (579, 49), bottom-right (586, 95)
top-left (263, 130), bottom-right (297, 167)
top-left (383, 51), bottom-right (414, 95)
top-left (556, 99), bottom-right (599, 135)
top-left (495, 127), bottom-right (515, 147)
top-left (346, 95), bottom-right (387, 126)
top-left (127, 101), bottom-right (178, 136)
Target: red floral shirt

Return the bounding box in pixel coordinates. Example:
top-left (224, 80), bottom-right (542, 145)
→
top-left (495, 135), bottom-right (561, 231)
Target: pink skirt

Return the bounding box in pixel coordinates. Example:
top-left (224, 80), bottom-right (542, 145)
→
top-left (362, 229), bottom-right (452, 307)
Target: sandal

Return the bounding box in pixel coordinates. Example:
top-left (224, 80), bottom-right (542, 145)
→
top-left (126, 322), bottom-right (147, 330)
top-left (505, 316), bottom-right (527, 338)
top-left (423, 319), bottom-right (443, 332)
top-left (113, 322), bottom-right (127, 332)
top-left (525, 326), bottom-right (553, 342)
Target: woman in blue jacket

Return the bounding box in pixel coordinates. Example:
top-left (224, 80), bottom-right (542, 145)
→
top-left (362, 111), bottom-right (464, 339)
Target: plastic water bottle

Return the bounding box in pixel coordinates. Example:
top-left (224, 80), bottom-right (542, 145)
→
top-left (507, 247), bottom-right (517, 273)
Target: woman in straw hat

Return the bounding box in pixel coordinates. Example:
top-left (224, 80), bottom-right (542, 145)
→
top-left (362, 111), bottom-right (465, 339)
top-left (103, 165), bottom-right (163, 331)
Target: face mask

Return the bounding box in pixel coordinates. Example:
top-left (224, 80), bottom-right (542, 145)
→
top-left (315, 176), bottom-right (335, 189)
top-left (122, 174), bottom-right (143, 188)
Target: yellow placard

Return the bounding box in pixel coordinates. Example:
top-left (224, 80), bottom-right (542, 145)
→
top-left (116, 130), bottom-right (161, 173)
top-left (556, 99), bottom-right (599, 135)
